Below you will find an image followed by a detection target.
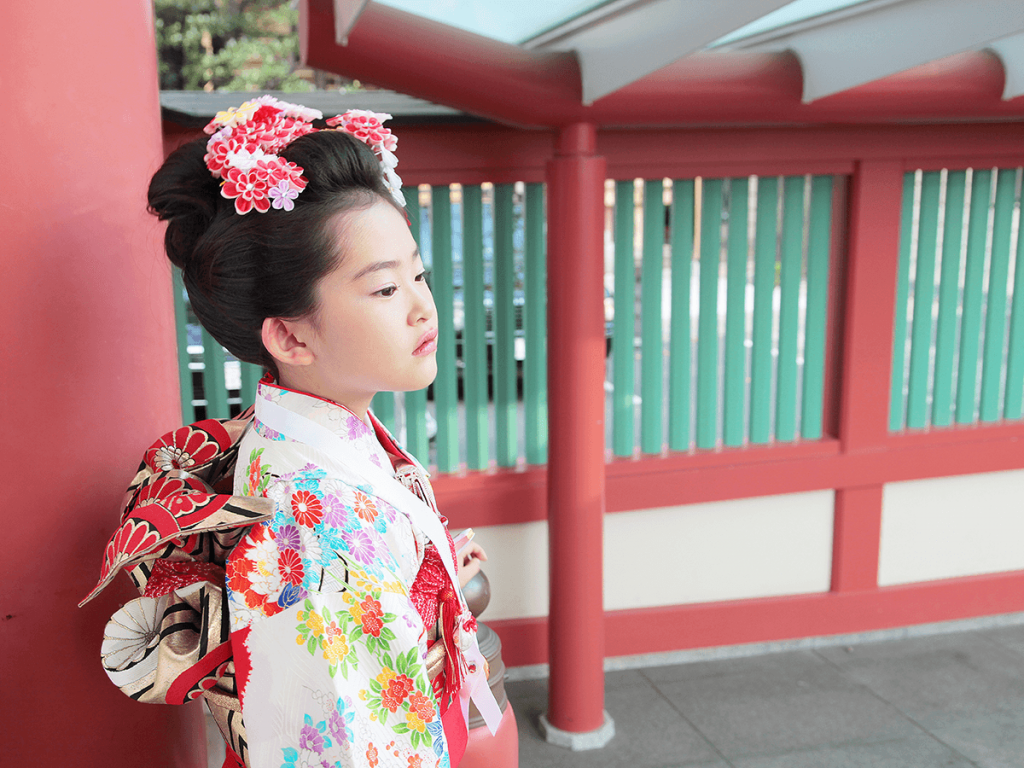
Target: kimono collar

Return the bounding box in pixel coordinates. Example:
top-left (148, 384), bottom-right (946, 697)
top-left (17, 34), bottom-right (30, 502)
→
top-left (254, 376), bottom-right (393, 472)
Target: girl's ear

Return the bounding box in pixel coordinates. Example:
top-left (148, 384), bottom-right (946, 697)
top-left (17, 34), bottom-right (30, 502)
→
top-left (262, 317), bottom-right (315, 367)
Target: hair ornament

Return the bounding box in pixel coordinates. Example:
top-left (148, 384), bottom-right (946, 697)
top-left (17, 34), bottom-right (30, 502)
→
top-left (202, 96), bottom-right (404, 215)
top-left (325, 110), bottom-right (403, 207)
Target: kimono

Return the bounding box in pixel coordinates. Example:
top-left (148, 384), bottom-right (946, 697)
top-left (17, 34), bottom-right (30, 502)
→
top-left (83, 379), bottom-right (499, 768)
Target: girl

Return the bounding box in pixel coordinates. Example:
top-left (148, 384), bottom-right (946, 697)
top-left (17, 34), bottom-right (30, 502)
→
top-left (82, 97), bottom-right (498, 768)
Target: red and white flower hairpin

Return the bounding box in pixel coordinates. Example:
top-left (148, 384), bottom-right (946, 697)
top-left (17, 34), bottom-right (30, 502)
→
top-left (202, 96), bottom-right (404, 215)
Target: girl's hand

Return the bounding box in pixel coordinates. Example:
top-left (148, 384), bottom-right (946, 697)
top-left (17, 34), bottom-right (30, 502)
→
top-left (457, 541), bottom-right (487, 588)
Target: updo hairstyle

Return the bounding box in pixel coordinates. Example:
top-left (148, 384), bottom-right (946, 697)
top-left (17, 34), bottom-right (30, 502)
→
top-left (148, 130), bottom-right (401, 378)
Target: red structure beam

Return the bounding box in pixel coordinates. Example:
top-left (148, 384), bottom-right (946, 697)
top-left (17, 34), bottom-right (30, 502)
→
top-left (544, 124), bottom-right (609, 737)
top-left (302, 0), bottom-right (1024, 128)
top-left (163, 122), bottom-right (1024, 186)
top-left (434, 422), bottom-right (1024, 529)
top-left (302, 0), bottom-right (581, 127)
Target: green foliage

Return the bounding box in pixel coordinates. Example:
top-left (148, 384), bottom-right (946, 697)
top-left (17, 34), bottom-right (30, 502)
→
top-left (155, 0), bottom-right (313, 92)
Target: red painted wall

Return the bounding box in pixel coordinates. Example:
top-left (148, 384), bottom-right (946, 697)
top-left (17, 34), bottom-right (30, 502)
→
top-left (2, 1), bottom-right (205, 765)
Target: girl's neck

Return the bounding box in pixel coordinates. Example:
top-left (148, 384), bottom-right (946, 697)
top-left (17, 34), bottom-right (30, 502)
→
top-left (273, 368), bottom-right (372, 425)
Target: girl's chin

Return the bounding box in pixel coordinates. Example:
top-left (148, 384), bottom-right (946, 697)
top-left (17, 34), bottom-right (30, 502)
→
top-left (400, 366), bottom-right (437, 393)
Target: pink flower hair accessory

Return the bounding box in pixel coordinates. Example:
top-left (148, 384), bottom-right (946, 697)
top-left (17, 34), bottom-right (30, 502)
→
top-left (202, 97), bottom-right (404, 215)
top-left (326, 109), bottom-right (404, 207)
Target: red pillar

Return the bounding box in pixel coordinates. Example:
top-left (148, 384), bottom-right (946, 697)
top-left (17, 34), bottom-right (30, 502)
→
top-left (543, 123), bottom-right (612, 744)
top-left (831, 160), bottom-right (905, 593)
top-left (1, 2), bottom-right (205, 766)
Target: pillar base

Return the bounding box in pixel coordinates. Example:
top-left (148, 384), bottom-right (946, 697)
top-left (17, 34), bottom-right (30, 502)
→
top-left (539, 710), bottom-right (615, 751)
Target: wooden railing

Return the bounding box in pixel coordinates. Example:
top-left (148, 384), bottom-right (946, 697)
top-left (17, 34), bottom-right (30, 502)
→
top-left (169, 119), bottom-right (1024, 665)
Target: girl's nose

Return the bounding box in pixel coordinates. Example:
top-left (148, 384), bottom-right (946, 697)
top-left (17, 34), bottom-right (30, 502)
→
top-left (411, 282), bottom-right (435, 323)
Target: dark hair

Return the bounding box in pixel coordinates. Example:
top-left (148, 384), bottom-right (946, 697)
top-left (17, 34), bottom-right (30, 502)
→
top-left (148, 129), bottom-right (401, 378)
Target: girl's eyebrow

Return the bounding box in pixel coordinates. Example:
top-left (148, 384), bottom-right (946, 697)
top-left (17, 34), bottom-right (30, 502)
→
top-left (350, 248), bottom-right (421, 282)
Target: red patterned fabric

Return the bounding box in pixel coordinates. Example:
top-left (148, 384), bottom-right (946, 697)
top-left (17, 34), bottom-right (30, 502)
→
top-left (144, 560), bottom-right (226, 598)
top-left (408, 514), bottom-right (464, 708)
top-left (83, 410), bottom-right (270, 767)
top-left (80, 416), bottom-right (271, 607)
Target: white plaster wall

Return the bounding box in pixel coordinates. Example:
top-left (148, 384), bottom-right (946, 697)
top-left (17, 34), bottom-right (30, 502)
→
top-left (472, 490), bottom-right (835, 621)
top-left (879, 469), bottom-right (1024, 586)
top-left (471, 521), bottom-right (550, 620)
top-left (603, 490), bottom-right (834, 610)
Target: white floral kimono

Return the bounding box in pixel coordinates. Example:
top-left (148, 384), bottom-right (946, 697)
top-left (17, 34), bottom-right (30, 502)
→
top-left (225, 380), bottom-right (498, 768)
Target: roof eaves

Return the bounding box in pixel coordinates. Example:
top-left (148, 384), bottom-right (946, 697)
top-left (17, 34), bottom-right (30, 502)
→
top-left (726, 0), bottom-right (1024, 102)
top-left (159, 89), bottom-right (482, 128)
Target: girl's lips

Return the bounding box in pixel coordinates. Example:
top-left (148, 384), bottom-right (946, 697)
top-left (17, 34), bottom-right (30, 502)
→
top-left (413, 328), bottom-right (438, 356)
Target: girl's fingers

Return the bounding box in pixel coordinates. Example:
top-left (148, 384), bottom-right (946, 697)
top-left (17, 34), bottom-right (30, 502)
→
top-left (458, 557), bottom-right (482, 587)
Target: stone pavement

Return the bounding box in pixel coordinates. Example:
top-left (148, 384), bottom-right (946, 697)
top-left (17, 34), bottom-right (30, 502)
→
top-left (505, 619), bottom-right (1024, 768)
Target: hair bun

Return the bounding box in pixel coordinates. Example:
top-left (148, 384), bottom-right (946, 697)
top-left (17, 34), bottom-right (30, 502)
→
top-left (147, 139), bottom-right (225, 271)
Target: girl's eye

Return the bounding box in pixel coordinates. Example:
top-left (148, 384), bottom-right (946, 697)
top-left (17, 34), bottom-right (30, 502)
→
top-left (376, 285), bottom-right (398, 297)
top-left (415, 271), bottom-right (427, 283)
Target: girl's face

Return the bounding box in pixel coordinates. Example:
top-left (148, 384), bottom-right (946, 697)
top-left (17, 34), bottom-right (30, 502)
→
top-left (282, 200), bottom-right (437, 417)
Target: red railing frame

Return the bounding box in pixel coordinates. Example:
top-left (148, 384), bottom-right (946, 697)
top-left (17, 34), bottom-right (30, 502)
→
top-left (400, 121), bottom-right (1024, 666)
top-left (160, 113), bottom-right (1024, 668)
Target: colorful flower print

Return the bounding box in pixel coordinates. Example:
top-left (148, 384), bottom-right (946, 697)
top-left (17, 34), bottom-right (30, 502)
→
top-left (244, 448), bottom-right (274, 497)
top-left (275, 524), bottom-right (302, 551)
top-left (281, 708), bottom-right (345, 768)
top-left (362, 649), bottom-right (436, 748)
top-left (366, 744), bottom-right (379, 767)
top-left (342, 412), bottom-right (370, 440)
top-left (291, 490), bottom-right (324, 527)
top-left (226, 524), bottom-right (284, 619)
top-left (379, 670), bottom-right (415, 712)
top-left (378, 501), bottom-right (397, 528)
top-left (343, 528), bottom-right (378, 566)
top-left (407, 691), bottom-right (436, 724)
top-left (356, 595), bottom-right (385, 638)
top-left (253, 416), bottom-right (285, 441)
top-left (294, 466), bottom-right (326, 490)
top-left (299, 722), bottom-right (325, 754)
top-left (278, 548), bottom-right (305, 586)
top-left (327, 702), bottom-right (354, 746)
top-left (353, 492), bottom-right (379, 523)
top-left (406, 710), bottom-right (427, 734)
top-left (299, 526), bottom-right (323, 568)
top-left (295, 601), bottom-right (360, 679)
top-left (299, 608), bottom-right (325, 639)
top-left (277, 582), bottom-right (306, 610)
top-left (322, 623), bottom-right (351, 666)
top-left (427, 721), bottom-right (446, 760)
top-left (247, 532), bottom-right (284, 596)
top-left (321, 492), bottom-right (355, 530)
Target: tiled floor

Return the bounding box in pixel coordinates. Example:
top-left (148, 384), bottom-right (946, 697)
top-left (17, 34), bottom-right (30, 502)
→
top-left (505, 623), bottom-right (1024, 768)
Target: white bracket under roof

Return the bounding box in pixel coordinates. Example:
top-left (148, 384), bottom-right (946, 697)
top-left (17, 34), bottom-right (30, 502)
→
top-left (989, 31), bottom-right (1024, 100)
top-left (334, 0), bottom-right (371, 46)
top-left (523, 0), bottom-right (793, 105)
top-left (724, 0), bottom-right (1024, 102)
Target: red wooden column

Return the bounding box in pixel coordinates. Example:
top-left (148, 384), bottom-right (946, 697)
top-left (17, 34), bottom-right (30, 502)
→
top-left (832, 161), bottom-right (905, 592)
top-left (542, 123), bottom-right (614, 748)
top-left (1, 1), bottom-right (205, 765)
